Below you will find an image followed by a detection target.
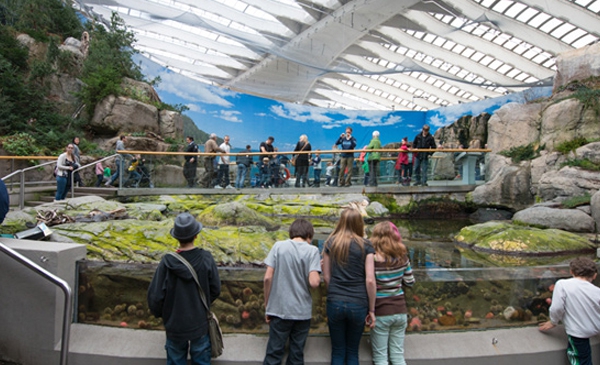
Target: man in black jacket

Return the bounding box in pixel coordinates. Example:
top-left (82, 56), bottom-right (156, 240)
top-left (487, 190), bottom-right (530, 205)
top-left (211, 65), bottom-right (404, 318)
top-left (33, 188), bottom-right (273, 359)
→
top-left (148, 213), bottom-right (221, 365)
top-left (412, 125), bottom-right (436, 186)
top-left (183, 136), bottom-right (199, 187)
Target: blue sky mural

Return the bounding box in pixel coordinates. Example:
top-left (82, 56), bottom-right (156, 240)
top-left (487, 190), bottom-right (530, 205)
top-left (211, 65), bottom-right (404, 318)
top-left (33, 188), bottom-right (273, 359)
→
top-left (138, 56), bottom-right (552, 152)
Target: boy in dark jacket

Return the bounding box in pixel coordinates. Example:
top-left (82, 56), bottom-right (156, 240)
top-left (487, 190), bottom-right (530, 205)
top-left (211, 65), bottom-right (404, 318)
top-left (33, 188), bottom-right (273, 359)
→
top-left (148, 213), bottom-right (221, 365)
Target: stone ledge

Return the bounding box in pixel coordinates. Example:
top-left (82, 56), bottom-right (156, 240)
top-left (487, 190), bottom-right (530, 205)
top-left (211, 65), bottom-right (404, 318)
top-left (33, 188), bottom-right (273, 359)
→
top-left (68, 323), bottom-right (599, 365)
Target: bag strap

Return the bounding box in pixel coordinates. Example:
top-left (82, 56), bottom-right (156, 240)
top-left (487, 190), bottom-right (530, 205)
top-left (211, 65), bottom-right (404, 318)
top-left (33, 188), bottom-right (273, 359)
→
top-left (167, 252), bottom-right (210, 314)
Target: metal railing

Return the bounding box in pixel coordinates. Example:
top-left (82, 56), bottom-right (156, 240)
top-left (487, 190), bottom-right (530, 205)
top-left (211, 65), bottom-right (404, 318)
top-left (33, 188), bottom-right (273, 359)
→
top-left (3, 160), bottom-right (57, 209)
top-left (0, 240), bottom-right (73, 365)
top-left (70, 154), bottom-right (118, 198)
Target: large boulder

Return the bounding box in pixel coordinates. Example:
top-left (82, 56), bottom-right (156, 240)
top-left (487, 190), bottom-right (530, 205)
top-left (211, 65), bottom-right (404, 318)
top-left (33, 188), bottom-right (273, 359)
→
top-left (91, 95), bottom-right (159, 136)
top-left (434, 113), bottom-right (490, 149)
top-left (471, 162), bottom-right (534, 210)
top-left (48, 74), bottom-right (84, 116)
top-left (455, 221), bottom-right (595, 266)
top-left (487, 103), bottom-right (543, 153)
top-left (513, 206), bottom-right (595, 233)
top-left (530, 151), bottom-right (566, 188)
top-left (591, 190), bottom-right (600, 232)
top-left (198, 202), bottom-right (280, 231)
top-left (553, 42), bottom-right (600, 92)
top-left (537, 166), bottom-right (600, 201)
top-left (575, 142), bottom-right (600, 164)
top-left (431, 151), bottom-right (455, 180)
top-left (539, 98), bottom-right (592, 151)
top-left (159, 110), bottom-right (184, 140)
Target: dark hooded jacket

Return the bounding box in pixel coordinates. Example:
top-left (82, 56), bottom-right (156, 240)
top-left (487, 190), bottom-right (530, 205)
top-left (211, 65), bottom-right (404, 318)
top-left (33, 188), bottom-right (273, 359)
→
top-left (147, 248), bottom-right (221, 341)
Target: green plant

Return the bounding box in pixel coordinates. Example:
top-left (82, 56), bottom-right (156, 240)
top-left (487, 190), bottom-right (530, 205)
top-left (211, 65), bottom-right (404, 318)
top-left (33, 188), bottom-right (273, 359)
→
top-left (555, 137), bottom-right (589, 154)
top-left (0, 133), bottom-right (44, 156)
top-left (498, 143), bottom-right (543, 163)
top-left (561, 194), bottom-right (592, 209)
top-left (561, 158), bottom-right (600, 171)
top-left (555, 77), bottom-right (600, 116)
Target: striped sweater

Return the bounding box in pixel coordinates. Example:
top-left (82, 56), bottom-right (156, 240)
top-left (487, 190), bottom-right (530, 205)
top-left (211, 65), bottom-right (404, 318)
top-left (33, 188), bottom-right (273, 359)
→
top-left (374, 257), bottom-right (415, 316)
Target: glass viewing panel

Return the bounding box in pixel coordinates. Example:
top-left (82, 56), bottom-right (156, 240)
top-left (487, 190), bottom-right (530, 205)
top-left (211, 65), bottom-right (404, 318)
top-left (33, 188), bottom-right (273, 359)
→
top-left (76, 261), bottom-right (592, 334)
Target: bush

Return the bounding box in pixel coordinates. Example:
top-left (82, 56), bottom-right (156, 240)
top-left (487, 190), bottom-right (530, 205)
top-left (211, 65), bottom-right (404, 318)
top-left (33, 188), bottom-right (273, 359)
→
top-left (561, 194), bottom-right (592, 209)
top-left (561, 158), bottom-right (600, 171)
top-left (498, 143), bottom-right (543, 163)
top-left (555, 137), bottom-right (589, 154)
top-left (0, 133), bottom-right (44, 156)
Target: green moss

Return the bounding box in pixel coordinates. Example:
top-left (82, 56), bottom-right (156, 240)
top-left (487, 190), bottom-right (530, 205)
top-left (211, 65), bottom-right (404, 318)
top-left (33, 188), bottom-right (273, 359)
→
top-left (455, 221), bottom-right (594, 254)
top-left (555, 137), bottom-right (590, 154)
top-left (561, 158), bottom-right (600, 171)
top-left (367, 194), bottom-right (406, 214)
top-left (498, 143), bottom-right (543, 163)
top-left (561, 194), bottom-right (592, 209)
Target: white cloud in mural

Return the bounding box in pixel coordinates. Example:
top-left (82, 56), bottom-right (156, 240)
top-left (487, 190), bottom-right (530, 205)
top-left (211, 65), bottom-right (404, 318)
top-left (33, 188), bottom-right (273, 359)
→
top-left (335, 113), bottom-right (403, 127)
top-left (270, 104), bottom-right (333, 123)
top-left (138, 56), bottom-right (236, 108)
top-left (186, 104), bottom-right (204, 113)
top-left (216, 110), bottom-right (243, 123)
top-left (428, 114), bottom-right (445, 128)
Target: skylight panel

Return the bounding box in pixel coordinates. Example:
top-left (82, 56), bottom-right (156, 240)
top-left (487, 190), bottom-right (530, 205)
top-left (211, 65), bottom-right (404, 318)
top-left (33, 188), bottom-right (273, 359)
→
top-left (561, 29), bottom-right (587, 44)
top-left (448, 86), bottom-right (459, 94)
top-left (492, 33), bottom-right (511, 45)
top-left (522, 49), bottom-right (538, 59)
top-left (572, 34), bottom-right (599, 48)
top-left (524, 76), bottom-right (538, 83)
top-left (479, 0), bottom-right (496, 8)
top-left (470, 51), bottom-right (485, 62)
top-left (539, 18), bottom-right (563, 33)
top-left (423, 34), bottom-right (436, 43)
top-left (496, 64), bottom-right (512, 74)
top-left (588, 1), bottom-right (600, 12)
top-left (574, 0), bottom-right (593, 5)
top-left (516, 8), bottom-right (539, 22)
top-left (515, 73), bottom-right (529, 81)
top-left (527, 13), bottom-right (552, 28)
top-left (455, 90), bottom-right (465, 97)
top-left (460, 48), bottom-right (475, 58)
top-left (505, 69), bottom-right (521, 78)
top-left (488, 60), bottom-right (503, 70)
top-left (551, 23), bottom-right (576, 38)
top-left (491, 0), bottom-right (515, 14)
top-left (442, 40), bottom-right (456, 50)
top-left (433, 80), bottom-right (444, 88)
top-left (452, 44), bottom-right (465, 54)
top-left (456, 70), bottom-right (469, 79)
top-left (542, 59), bottom-right (555, 68)
top-left (504, 3), bottom-right (527, 18)
top-left (433, 37), bottom-right (446, 47)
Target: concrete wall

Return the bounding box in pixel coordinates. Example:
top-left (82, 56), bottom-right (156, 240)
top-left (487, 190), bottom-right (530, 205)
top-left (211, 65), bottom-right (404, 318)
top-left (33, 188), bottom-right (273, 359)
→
top-left (2, 239), bottom-right (600, 365)
top-left (0, 238), bottom-right (86, 365)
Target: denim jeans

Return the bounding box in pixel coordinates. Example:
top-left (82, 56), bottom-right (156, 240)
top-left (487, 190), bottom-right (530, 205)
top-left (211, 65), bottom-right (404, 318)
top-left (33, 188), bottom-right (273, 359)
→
top-left (217, 164), bottom-right (230, 187)
top-left (567, 335), bottom-right (592, 365)
top-left (413, 157), bottom-right (429, 184)
top-left (165, 334), bottom-right (211, 365)
top-left (236, 164), bottom-right (247, 189)
top-left (370, 313), bottom-right (407, 365)
top-left (55, 176), bottom-right (68, 200)
top-left (327, 300), bottom-right (368, 365)
top-left (313, 169), bottom-right (321, 186)
top-left (263, 316), bottom-right (311, 365)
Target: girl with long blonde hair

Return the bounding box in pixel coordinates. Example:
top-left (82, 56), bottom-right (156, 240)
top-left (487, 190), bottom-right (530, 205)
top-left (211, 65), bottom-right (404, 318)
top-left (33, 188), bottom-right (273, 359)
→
top-left (322, 208), bottom-right (376, 365)
top-left (369, 221), bottom-right (414, 365)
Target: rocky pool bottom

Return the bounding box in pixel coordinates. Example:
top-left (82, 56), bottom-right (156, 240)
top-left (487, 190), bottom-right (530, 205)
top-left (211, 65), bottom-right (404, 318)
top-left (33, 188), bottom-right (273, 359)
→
top-left (76, 260), bottom-right (599, 334)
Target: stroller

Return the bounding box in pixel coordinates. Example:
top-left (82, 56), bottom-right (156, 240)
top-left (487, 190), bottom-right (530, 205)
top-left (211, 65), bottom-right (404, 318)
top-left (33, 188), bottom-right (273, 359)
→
top-left (124, 157), bottom-right (154, 188)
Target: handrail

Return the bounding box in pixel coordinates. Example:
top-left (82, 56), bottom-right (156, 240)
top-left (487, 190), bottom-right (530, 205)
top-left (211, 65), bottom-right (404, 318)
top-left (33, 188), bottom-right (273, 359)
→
top-left (0, 240), bottom-right (72, 365)
top-left (3, 160), bottom-right (57, 210)
top-left (70, 154), bottom-right (119, 198)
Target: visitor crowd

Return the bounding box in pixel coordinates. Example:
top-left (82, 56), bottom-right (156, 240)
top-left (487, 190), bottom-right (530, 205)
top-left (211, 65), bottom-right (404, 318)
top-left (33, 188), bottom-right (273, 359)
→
top-left (54, 124), bottom-right (448, 196)
top-left (147, 209), bottom-right (414, 365)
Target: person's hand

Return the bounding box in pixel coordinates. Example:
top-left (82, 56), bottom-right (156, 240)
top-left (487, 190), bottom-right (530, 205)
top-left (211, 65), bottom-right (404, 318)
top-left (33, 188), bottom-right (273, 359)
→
top-left (265, 315), bottom-right (271, 324)
top-left (538, 321), bottom-right (555, 332)
top-left (190, 158), bottom-right (194, 163)
top-left (365, 312), bottom-right (376, 328)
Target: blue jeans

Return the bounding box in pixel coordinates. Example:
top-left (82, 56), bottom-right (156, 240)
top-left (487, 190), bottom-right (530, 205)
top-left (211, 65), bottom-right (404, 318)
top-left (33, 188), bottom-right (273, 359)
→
top-left (236, 164), bottom-right (247, 189)
top-left (109, 158), bottom-right (125, 185)
top-left (413, 157), bottom-right (429, 184)
top-left (327, 300), bottom-right (368, 365)
top-left (313, 169), bottom-right (321, 186)
top-left (567, 335), bottom-right (592, 365)
top-left (165, 334), bottom-right (211, 365)
top-left (263, 316), bottom-right (311, 365)
top-left (370, 313), bottom-right (407, 365)
top-left (55, 176), bottom-right (68, 200)
top-left (217, 164), bottom-right (230, 187)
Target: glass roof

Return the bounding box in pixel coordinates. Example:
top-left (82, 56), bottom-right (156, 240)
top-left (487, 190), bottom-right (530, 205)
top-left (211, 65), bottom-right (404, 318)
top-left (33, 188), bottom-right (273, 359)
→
top-left (74, 0), bottom-right (600, 111)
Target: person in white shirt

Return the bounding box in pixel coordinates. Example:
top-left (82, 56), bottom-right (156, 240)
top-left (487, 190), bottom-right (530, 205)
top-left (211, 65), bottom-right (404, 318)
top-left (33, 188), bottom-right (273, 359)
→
top-left (216, 135), bottom-right (234, 189)
top-left (539, 257), bottom-right (600, 365)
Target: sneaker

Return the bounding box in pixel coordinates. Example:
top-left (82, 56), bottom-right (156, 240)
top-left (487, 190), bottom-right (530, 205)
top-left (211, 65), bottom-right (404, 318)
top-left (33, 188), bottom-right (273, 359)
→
top-left (214, 185), bottom-right (223, 189)
top-left (225, 185), bottom-right (235, 189)
top-left (413, 182), bottom-right (422, 186)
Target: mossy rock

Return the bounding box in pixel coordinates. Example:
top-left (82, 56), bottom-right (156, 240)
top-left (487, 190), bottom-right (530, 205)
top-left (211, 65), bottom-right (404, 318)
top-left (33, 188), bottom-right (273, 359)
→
top-left (198, 202), bottom-right (280, 231)
top-left (455, 221), bottom-right (595, 255)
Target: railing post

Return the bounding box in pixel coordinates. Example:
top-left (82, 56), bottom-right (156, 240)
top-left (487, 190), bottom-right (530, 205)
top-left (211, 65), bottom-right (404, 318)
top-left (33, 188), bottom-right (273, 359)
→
top-left (19, 171), bottom-right (25, 210)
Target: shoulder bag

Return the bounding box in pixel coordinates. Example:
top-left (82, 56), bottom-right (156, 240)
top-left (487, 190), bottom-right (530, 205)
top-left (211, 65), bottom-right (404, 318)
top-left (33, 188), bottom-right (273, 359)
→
top-left (291, 142), bottom-right (308, 166)
top-left (167, 252), bottom-right (224, 358)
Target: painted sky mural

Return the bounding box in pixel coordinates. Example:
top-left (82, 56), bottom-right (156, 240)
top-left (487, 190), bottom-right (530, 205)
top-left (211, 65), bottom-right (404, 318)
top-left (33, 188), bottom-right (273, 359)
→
top-left (138, 56), bottom-right (552, 152)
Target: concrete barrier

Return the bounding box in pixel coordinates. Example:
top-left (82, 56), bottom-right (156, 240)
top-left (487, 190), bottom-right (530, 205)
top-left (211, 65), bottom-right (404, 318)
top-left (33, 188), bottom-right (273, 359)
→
top-left (2, 239), bottom-right (599, 365)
